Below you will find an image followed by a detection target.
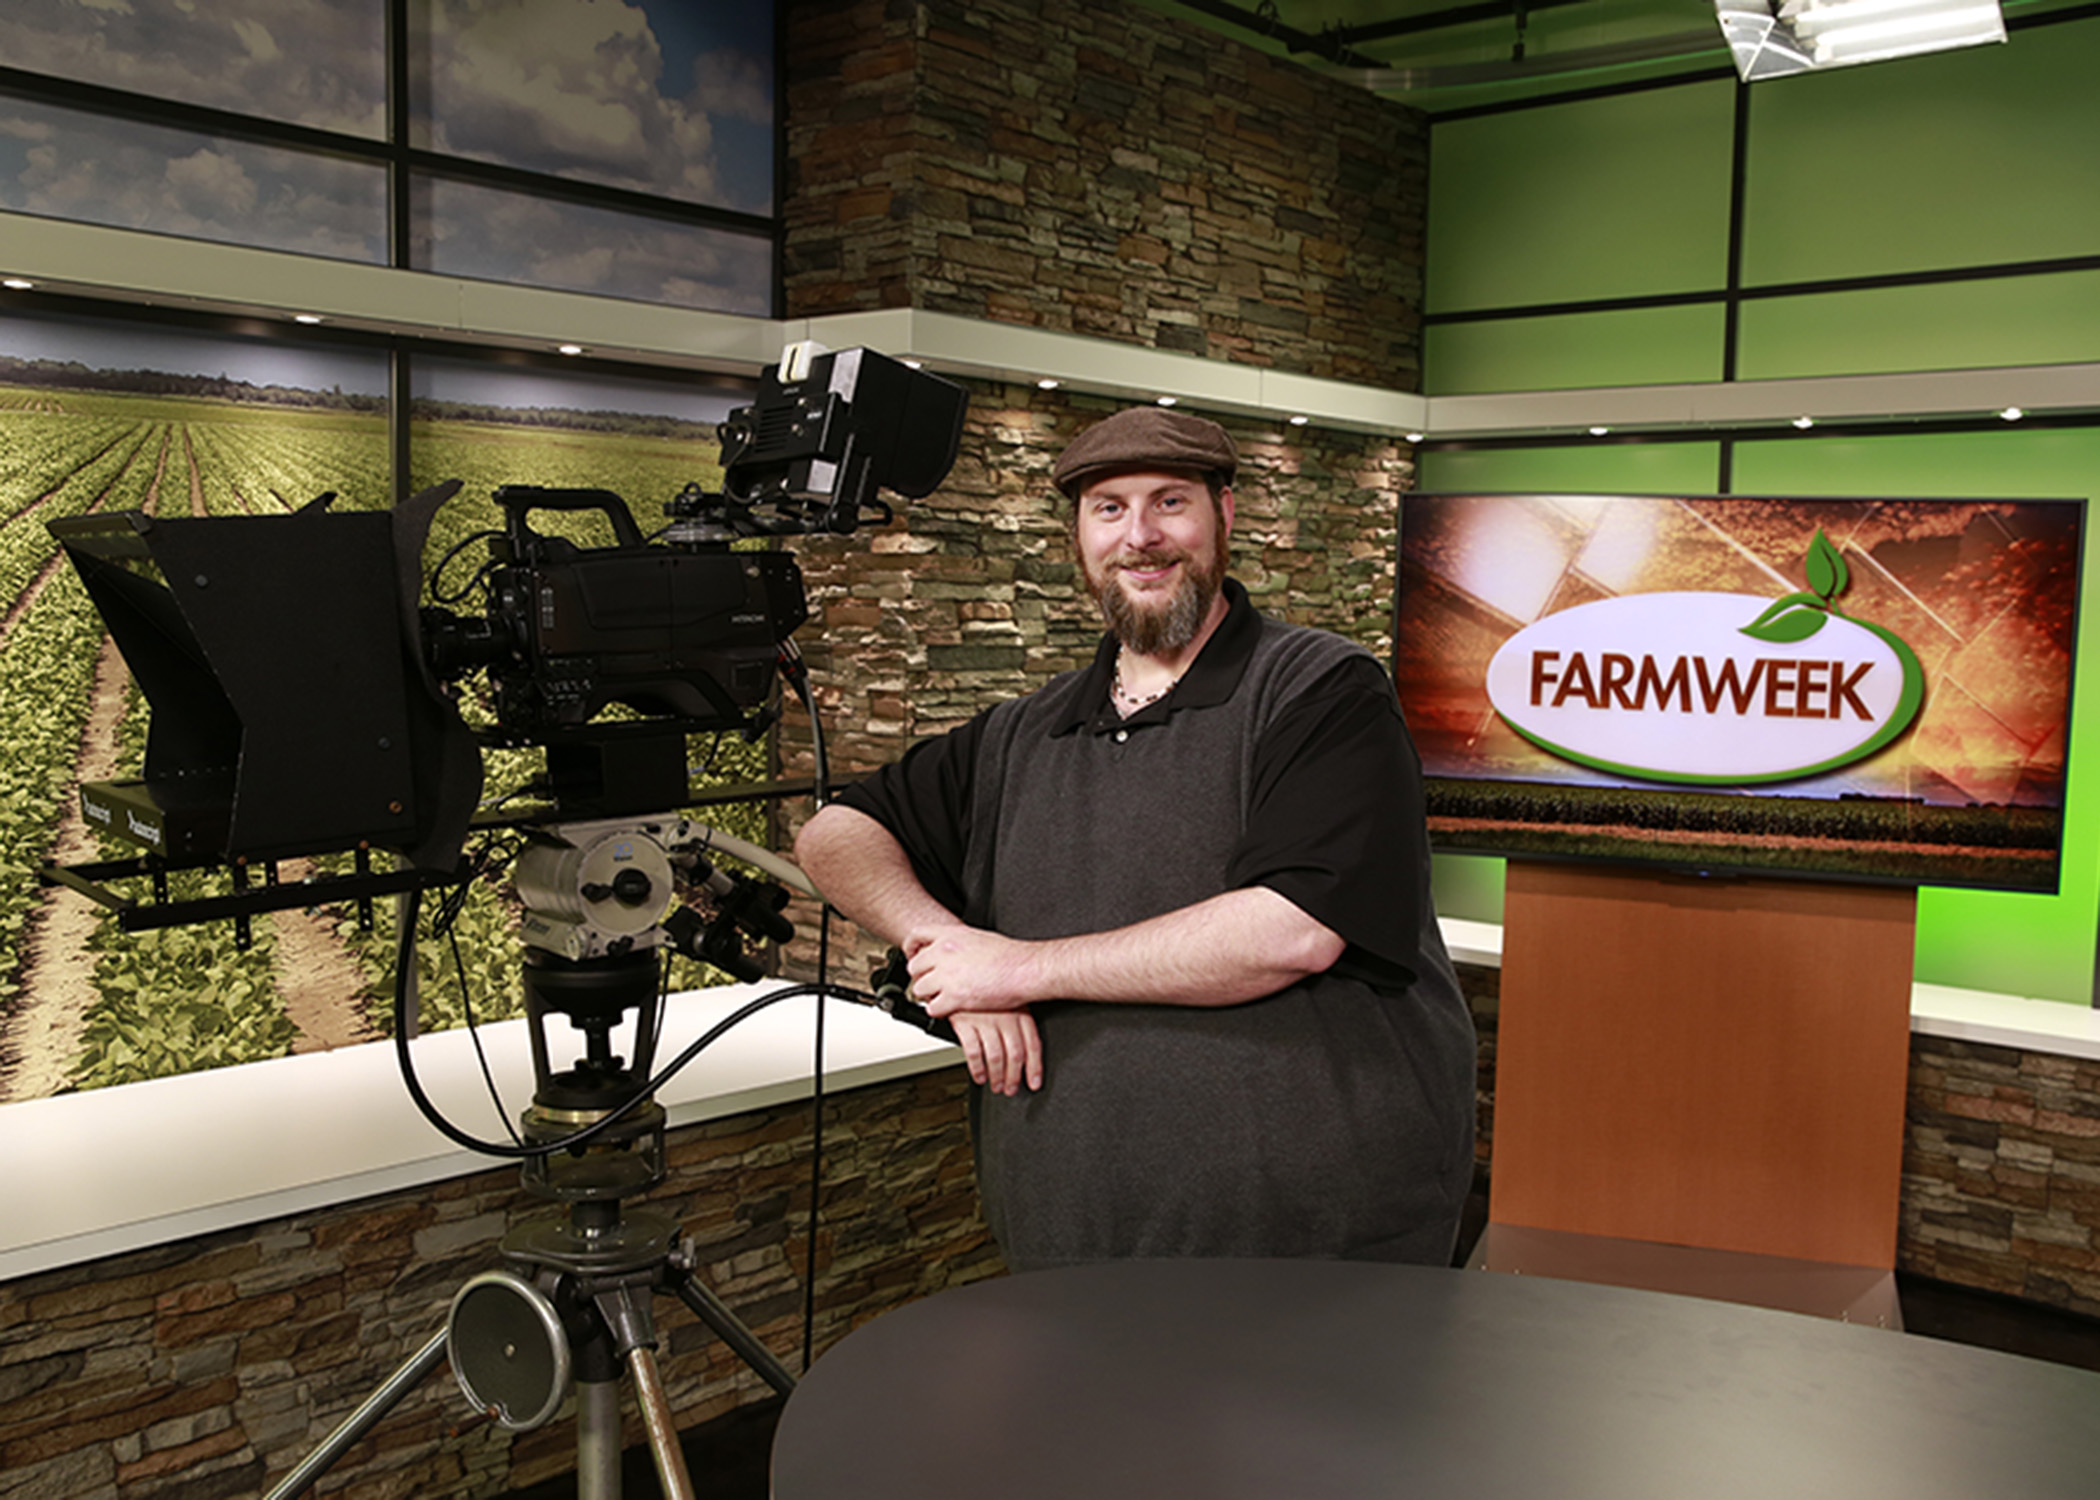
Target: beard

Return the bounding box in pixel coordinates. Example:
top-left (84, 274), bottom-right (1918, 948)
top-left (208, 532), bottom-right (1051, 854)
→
top-left (1087, 545), bottom-right (1228, 655)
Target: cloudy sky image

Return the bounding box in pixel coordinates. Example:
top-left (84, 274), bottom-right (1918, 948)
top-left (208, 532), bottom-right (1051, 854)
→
top-left (0, 0), bottom-right (388, 136)
top-left (413, 0), bottom-right (776, 217)
top-left (411, 174), bottom-right (774, 314)
top-left (0, 98), bottom-right (390, 262)
top-left (1, 0), bottom-right (776, 308)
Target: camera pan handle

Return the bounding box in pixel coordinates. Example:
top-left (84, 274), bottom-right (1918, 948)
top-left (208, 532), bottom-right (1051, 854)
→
top-left (492, 485), bottom-right (648, 549)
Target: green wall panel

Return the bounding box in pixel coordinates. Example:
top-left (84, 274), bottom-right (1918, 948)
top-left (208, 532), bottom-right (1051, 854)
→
top-left (1742, 18), bottom-right (2100, 285)
top-left (1426, 79), bottom-right (1737, 314)
top-left (1431, 852), bottom-right (1506, 926)
top-left (1416, 440), bottom-right (1724, 496)
top-left (1732, 428), bottom-right (2100, 1005)
top-left (1738, 270), bottom-right (2100, 380)
top-left (1425, 304), bottom-right (1726, 395)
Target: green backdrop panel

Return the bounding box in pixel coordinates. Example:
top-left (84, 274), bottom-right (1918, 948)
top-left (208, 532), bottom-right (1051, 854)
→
top-left (1425, 304), bottom-right (1726, 395)
top-left (1738, 270), bottom-right (2100, 380)
top-left (1733, 428), bottom-right (2100, 1006)
top-left (1742, 18), bottom-right (2100, 285)
top-left (1416, 439), bottom-right (1725, 496)
top-left (1432, 852), bottom-right (1506, 926)
top-left (1426, 78), bottom-right (1737, 314)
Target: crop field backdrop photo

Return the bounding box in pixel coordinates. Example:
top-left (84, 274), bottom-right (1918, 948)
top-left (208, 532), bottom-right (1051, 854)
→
top-left (0, 312), bottom-right (765, 1102)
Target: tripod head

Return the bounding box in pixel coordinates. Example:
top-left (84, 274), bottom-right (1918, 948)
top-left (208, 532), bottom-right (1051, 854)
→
top-left (510, 814), bottom-right (795, 1203)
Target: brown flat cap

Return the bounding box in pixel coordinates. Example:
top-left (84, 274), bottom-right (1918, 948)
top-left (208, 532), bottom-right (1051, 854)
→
top-left (1051, 407), bottom-right (1238, 498)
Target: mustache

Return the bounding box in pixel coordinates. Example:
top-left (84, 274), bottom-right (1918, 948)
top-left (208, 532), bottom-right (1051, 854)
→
top-left (1110, 549), bottom-right (1188, 573)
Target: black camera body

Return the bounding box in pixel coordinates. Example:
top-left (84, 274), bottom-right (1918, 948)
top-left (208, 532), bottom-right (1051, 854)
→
top-left (421, 487), bottom-right (809, 738)
top-left (48, 345), bottom-right (967, 882)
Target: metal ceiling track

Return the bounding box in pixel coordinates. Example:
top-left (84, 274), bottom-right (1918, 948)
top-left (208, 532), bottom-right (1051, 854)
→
top-left (1164, 0), bottom-right (1727, 90)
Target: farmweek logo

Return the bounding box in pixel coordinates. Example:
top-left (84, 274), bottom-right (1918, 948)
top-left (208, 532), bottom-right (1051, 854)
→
top-left (1485, 531), bottom-right (1927, 785)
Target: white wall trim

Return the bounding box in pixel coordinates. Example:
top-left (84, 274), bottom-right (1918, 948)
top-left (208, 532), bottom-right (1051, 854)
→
top-left (14, 211), bottom-right (2096, 442)
top-left (0, 985), bottom-right (956, 1283)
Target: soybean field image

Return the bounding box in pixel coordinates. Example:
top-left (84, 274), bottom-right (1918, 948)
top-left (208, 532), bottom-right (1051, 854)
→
top-left (0, 331), bottom-right (764, 1101)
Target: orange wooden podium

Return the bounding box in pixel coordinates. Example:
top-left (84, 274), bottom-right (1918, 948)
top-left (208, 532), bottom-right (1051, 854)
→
top-left (1481, 860), bottom-right (1916, 1316)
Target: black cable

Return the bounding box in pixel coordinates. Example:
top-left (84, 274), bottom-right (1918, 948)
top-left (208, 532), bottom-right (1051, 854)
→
top-left (779, 640), bottom-right (828, 806)
top-left (389, 885), bottom-right (866, 1159)
top-left (802, 908), bottom-right (831, 1371)
top-left (429, 528), bottom-right (506, 604)
top-left (449, 917), bottom-right (523, 1149)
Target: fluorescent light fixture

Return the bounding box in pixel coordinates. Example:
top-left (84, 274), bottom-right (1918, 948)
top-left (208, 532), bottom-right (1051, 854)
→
top-left (557, 343), bottom-right (584, 356)
top-left (2000, 406), bottom-right (2025, 421)
top-left (1715, 0), bottom-right (2003, 79)
top-left (1289, 415), bottom-right (1310, 427)
top-left (1793, 415), bottom-right (1815, 429)
top-left (1404, 431), bottom-right (1425, 443)
top-left (293, 313), bottom-right (325, 325)
top-left (1156, 395), bottom-right (1178, 407)
top-left (1589, 426), bottom-right (1611, 437)
top-left (1037, 378), bottom-right (1060, 390)
top-left (2, 278), bottom-right (32, 290)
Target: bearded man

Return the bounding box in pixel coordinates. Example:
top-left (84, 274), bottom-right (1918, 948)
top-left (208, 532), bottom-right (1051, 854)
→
top-left (794, 407), bottom-right (1477, 1270)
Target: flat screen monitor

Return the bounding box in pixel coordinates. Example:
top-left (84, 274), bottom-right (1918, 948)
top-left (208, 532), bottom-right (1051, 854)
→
top-left (1391, 491), bottom-right (2083, 893)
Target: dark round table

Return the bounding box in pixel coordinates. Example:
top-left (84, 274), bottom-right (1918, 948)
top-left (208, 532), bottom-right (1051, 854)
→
top-left (771, 1259), bottom-right (2100, 1499)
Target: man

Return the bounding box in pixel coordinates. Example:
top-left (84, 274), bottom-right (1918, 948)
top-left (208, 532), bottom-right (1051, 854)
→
top-left (795, 406), bottom-right (1476, 1270)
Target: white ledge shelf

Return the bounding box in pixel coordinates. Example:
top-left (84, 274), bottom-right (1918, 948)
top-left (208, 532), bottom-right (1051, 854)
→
top-left (1441, 917), bottom-right (2100, 1062)
top-left (1, 985), bottom-right (956, 1282)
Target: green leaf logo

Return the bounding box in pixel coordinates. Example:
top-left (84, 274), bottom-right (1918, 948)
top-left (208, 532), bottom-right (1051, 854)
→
top-left (1742, 589), bottom-right (1830, 643)
top-left (1742, 529), bottom-right (1848, 643)
top-left (1805, 527), bottom-right (1848, 600)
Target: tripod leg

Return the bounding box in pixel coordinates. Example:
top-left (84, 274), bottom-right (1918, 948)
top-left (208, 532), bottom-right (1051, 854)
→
top-left (667, 1266), bottom-right (798, 1395)
top-left (576, 1378), bottom-right (624, 1500)
top-left (628, 1344), bottom-right (699, 1500)
top-left (262, 1326), bottom-right (449, 1500)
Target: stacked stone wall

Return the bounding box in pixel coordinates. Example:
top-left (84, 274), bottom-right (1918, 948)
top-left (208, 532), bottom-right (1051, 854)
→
top-left (772, 378), bottom-right (1414, 980)
top-left (784, 0), bottom-right (1428, 387)
top-left (1902, 1033), bottom-right (2100, 1315)
top-left (0, 1070), bottom-right (992, 1500)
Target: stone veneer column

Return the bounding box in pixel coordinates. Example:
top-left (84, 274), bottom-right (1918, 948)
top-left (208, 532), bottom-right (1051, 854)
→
top-left (784, 0), bottom-right (1427, 384)
top-left (774, 0), bottom-right (1429, 978)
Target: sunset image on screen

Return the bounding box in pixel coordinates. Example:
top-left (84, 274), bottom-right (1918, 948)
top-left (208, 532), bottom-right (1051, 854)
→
top-left (1393, 492), bottom-right (2082, 891)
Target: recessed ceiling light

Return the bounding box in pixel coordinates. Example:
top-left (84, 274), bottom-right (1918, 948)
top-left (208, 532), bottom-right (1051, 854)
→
top-left (557, 343), bottom-right (584, 356)
top-left (2, 278), bottom-right (32, 291)
top-left (1589, 425), bottom-right (1611, 437)
top-left (1288, 415), bottom-right (1310, 427)
top-left (901, 358), bottom-right (923, 369)
top-left (1793, 415), bottom-right (1815, 430)
top-left (2000, 406), bottom-right (2024, 421)
top-left (294, 313), bottom-right (325, 325)
top-left (1037, 378), bottom-right (1059, 390)
top-left (1156, 395), bottom-right (1178, 407)
top-left (1404, 431), bottom-right (1424, 443)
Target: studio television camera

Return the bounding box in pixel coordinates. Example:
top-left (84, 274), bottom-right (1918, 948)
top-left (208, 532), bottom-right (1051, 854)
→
top-left (46, 337), bottom-right (965, 1104)
top-left (39, 345), bottom-right (968, 1496)
top-left (47, 339), bottom-right (962, 957)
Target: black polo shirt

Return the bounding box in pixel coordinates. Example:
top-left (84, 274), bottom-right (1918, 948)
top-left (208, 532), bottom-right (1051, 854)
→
top-left (838, 580), bottom-right (1431, 989)
top-left (834, 580), bottom-right (1478, 1270)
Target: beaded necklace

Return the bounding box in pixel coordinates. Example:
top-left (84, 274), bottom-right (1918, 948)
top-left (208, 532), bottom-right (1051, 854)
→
top-left (1111, 654), bottom-right (1186, 713)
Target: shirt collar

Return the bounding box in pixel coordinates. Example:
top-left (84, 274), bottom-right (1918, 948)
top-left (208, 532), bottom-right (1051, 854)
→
top-left (1053, 578), bottom-right (1262, 737)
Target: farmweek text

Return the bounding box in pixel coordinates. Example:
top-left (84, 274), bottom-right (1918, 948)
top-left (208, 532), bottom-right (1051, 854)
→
top-left (1527, 651), bottom-right (1877, 720)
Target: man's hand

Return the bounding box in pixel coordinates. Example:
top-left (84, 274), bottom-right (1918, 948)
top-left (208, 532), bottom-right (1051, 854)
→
top-left (906, 926), bottom-right (1038, 1015)
top-left (949, 1011), bottom-right (1043, 1096)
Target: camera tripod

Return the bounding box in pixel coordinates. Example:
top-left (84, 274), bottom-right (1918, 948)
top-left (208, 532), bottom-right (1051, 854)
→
top-left (265, 948), bottom-right (798, 1500)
